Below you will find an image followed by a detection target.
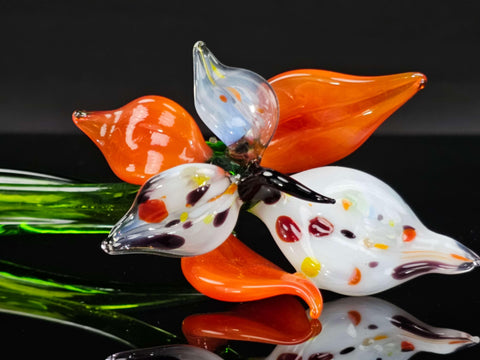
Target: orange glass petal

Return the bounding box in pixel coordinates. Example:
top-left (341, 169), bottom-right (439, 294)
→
top-left (181, 234), bottom-right (323, 319)
top-left (261, 70), bottom-right (427, 173)
top-left (183, 295), bottom-right (321, 351)
top-left (72, 96), bottom-right (212, 185)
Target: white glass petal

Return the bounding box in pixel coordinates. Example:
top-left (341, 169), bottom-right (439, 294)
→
top-left (251, 166), bottom-right (480, 295)
top-left (103, 163), bottom-right (242, 257)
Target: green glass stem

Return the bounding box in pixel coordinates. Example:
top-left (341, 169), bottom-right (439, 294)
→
top-left (0, 169), bottom-right (138, 235)
top-left (0, 259), bottom-right (204, 347)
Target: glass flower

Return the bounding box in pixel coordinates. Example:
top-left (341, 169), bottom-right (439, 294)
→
top-left (72, 41), bottom-right (478, 317)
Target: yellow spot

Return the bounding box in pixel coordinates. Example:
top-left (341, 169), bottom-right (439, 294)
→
top-left (389, 220), bottom-right (395, 227)
top-left (301, 257), bottom-right (321, 277)
top-left (192, 173), bottom-right (210, 186)
top-left (308, 203), bottom-right (312, 207)
top-left (203, 214), bottom-right (214, 224)
top-left (257, 107), bottom-right (265, 114)
top-left (374, 335), bottom-right (388, 341)
top-left (180, 212), bottom-right (188, 222)
top-left (342, 199), bottom-right (352, 210)
top-left (211, 63), bottom-right (225, 79)
top-left (374, 243), bottom-right (389, 250)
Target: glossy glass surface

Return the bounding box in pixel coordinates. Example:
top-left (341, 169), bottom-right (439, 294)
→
top-left (193, 41), bottom-right (278, 164)
top-left (181, 234), bottom-right (323, 319)
top-left (261, 70), bottom-right (426, 173)
top-left (72, 96), bottom-right (212, 185)
top-left (251, 166), bottom-right (479, 295)
top-left (104, 163), bottom-right (242, 257)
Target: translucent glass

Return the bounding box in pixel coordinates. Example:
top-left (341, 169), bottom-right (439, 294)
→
top-left (193, 41), bottom-right (279, 164)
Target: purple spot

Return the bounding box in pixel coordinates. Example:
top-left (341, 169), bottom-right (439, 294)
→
top-left (183, 221), bottom-right (193, 229)
top-left (369, 261), bottom-right (379, 268)
top-left (340, 346), bottom-right (355, 355)
top-left (165, 219), bottom-right (180, 227)
top-left (368, 324), bottom-right (378, 330)
top-left (186, 185), bottom-right (210, 207)
top-left (392, 261), bottom-right (456, 280)
top-left (213, 208), bottom-right (230, 227)
top-left (341, 229), bottom-right (356, 239)
top-left (377, 214), bottom-right (383, 221)
top-left (136, 234), bottom-right (185, 250)
top-left (309, 353), bottom-right (333, 360)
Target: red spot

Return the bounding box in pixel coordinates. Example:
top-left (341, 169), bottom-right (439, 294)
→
top-left (308, 217), bottom-right (334, 237)
top-left (219, 94), bottom-right (228, 102)
top-left (402, 226), bottom-right (417, 242)
top-left (348, 310), bottom-right (362, 326)
top-left (276, 216), bottom-right (302, 242)
top-left (138, 199), bottom-right (168, 223)
top-left (348, 267), bottom-right (361, 285)
top-left (401, 341), bottom-right (415, 352)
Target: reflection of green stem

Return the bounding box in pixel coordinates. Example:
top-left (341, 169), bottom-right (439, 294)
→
top-left (0, 259), bottom-right (204, 347)
top-left (0, 169), bottom-right (138, 235)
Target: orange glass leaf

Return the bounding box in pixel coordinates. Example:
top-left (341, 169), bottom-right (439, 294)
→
top-left (181, 234), bottom-right (323, 319)
top-left (261, 70), bottom-right (427, 173)
top-left (183, 295), bottom-right (322, 351)
top-left (72, 96), bottom-right (212, 185)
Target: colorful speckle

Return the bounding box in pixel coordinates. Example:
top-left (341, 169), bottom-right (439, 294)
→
top-left (308, 353), bottom-right (333, 360)
top-left (341, 229), bottom-right (356, 239)
top-left (388, 220), bottom-right (395, 227)
top-left (349, 267), bottom-right (362, 285)
top-left (309, 217), bottom-right (334, 237)
top-left (276, 216), bottom-right (302, 242)
top-left (401, 341), bottom-right (415, 352)
top-left (301, 257), bottom-right (321, 277)
top-left (374, 243), bottom-right (389, 250)
top-left (402, 225), bottom-right (416, 242)
top-left (374, 335), bottom-right (388, 341)
top-left (368, 324), bottom-right (378, 329)
top-left (203, 213), bottom-right (214, 224)
top-left (180, 212), bottom-right (188, 222)
top-left (348, 310), bottom-right (362, 326)
top-left (451, 253), bottom-right (471, 262)
top-left (377, 214), bottom-right (383, 221)
top-left (138, 199), bottom-right (168, 223)
top-left (191, 173), bottom-right (210, 187)
top-left (183, 221), bottom-right (193, 229)
top-left (186, 184), bottom-right (210, 207)
top-left (227, 87), bottom-right (242, 101)
top-left (213, 208), bottom-right (230, 227)
top-left (369, 261), bottom-right (379, 268)
top-left (165, 219), bottom-right (180, 227)
top-left (342, 198), bottom-right (352, 210)
top-left (339, 346), bottom-right (355, 355)
top-left (137, 233), bottom-right (185, 250)
top-left (219, 94), bottom-right (228, 102)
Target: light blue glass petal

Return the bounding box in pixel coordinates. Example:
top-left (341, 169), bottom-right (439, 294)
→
top-left (193, 41), bottom-right (279, 163)
top-left (102, 163), bottom-right (242, 257)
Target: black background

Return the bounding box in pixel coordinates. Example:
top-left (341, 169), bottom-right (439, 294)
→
top-left (1, 1), bottom-right (480, 359)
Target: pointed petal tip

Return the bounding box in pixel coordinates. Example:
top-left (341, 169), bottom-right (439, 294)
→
top-left (72, 109), bottom-right (88, 122)
top-left (412, 72), bottom-right (427, 90)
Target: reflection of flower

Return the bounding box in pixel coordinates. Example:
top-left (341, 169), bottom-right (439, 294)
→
top-left (73, 42), bottom-right (478, 317)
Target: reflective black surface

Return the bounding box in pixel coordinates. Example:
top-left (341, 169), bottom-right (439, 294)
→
top-left (0, 134), bottom-right (479, 359)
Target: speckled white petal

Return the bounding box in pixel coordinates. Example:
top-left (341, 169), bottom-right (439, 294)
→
top-left (266, 297), bottom-right (479, 360)
top-left (103, 163), bottom-right (242, 257)
top-left (251, 166), bottom-right (480, 295)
